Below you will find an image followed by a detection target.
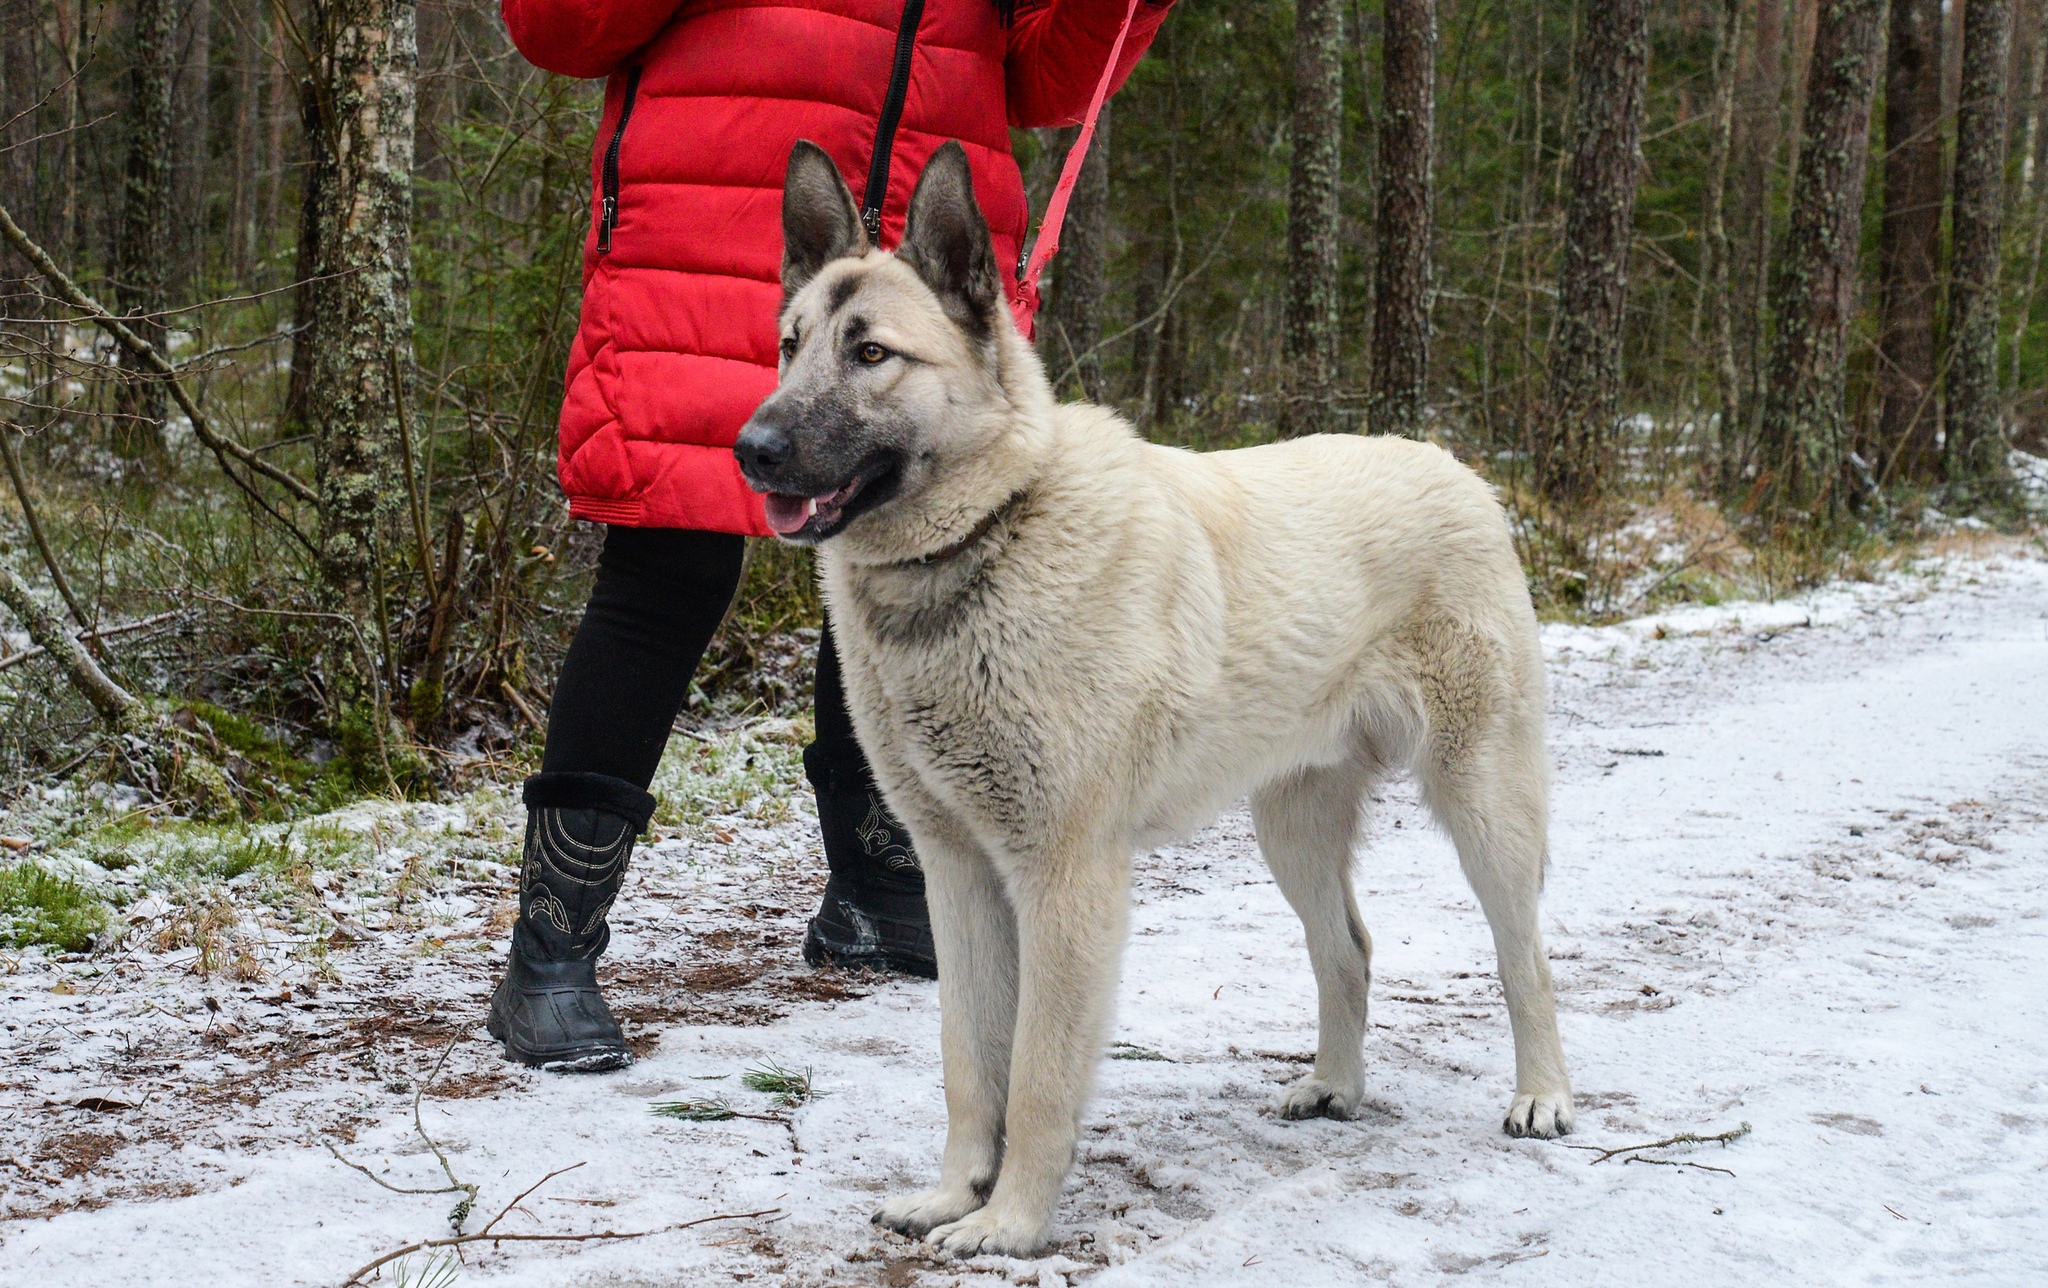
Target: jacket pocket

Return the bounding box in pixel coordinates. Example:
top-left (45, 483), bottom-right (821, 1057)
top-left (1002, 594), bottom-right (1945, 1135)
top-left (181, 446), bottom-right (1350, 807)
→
top-left (597, 66), bottom-right (643, 254)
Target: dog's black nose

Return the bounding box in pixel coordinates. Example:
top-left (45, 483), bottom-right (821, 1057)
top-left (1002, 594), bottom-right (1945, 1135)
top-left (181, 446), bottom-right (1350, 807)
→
top-left (734, 422), bottom-right (792, 478)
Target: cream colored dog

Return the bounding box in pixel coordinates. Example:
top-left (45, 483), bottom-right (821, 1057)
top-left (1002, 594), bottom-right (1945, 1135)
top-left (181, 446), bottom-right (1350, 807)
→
top-left (735, 141), bottom-right (1574, 1259)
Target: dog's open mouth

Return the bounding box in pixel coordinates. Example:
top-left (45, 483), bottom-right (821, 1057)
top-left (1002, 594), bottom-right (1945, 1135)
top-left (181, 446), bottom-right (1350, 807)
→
top-left (761, 457), bottom-right (898, 542)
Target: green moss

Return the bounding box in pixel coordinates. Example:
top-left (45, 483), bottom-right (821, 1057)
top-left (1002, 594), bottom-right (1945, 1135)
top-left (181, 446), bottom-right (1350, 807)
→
top-left (0, 863), bottom-right (111, 952)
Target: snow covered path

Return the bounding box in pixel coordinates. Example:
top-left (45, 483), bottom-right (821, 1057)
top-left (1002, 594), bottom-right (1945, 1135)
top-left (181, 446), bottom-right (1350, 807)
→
top-left (5, 550), bottom-right (2047, 1285)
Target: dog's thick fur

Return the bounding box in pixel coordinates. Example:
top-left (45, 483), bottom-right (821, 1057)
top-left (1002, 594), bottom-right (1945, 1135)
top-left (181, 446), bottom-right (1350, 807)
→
top-left (736, 141), bottom-right (1574, 1259)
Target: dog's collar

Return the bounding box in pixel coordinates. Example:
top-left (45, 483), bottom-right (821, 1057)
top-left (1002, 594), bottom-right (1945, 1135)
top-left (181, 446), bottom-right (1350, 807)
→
top-left (902, 492), bottom-right (1024, 566)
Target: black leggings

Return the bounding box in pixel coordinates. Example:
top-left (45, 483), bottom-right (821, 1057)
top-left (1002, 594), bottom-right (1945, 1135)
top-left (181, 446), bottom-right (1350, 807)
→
top-left (541, 525), bottom-right (867, 793)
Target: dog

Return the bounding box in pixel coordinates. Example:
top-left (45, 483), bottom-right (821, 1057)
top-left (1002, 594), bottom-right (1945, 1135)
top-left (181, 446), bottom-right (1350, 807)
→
top-left (734, 140), bottom-right (1575, 1259)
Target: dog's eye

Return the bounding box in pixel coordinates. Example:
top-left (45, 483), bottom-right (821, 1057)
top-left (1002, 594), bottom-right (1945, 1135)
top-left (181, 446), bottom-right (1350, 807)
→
top-left (779, 335), bottom-right (798, 361)
top-left (856, 342), bottom-right (889, 365)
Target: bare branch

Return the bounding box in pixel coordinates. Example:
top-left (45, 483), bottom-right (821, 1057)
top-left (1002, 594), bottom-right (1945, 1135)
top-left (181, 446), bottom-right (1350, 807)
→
top-left (0, 198), bottom-right (318, 507)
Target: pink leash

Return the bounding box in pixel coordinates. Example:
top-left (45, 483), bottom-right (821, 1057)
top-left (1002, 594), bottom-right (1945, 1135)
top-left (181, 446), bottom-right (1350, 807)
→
top-left (1007, 0), bottom-right (1142, 340)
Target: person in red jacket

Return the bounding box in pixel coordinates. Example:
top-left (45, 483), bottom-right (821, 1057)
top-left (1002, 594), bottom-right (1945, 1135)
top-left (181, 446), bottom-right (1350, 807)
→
top-left (488, 0), bottom-right (1173, 1070)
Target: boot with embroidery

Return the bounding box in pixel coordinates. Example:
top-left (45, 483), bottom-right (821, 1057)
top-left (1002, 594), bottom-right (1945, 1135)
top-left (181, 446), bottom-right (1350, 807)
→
top-left (487, 772), bottom-right (655, 1071)
top-left (801, 747), bottom-right (937, 979)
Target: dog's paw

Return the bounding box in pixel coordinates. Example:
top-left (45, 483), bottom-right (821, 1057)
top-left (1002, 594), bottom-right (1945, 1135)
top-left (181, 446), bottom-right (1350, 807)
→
top-left (1503, 1090), bottom-right (1575, 1138)
top-left (926, 1207), bottom-right (1053, 1259)
top-left (873, 1188), bottom-right (983, 1238)
top-left (1278, 1075), bottom-right (1363, 1121)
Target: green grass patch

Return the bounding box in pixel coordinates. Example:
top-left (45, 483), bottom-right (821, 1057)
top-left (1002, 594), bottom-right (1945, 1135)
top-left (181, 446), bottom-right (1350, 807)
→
top-left (0, 863), bottom-right (110, 952)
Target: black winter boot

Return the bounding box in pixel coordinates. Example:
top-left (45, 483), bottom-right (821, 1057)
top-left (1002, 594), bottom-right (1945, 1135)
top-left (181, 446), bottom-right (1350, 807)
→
top-left (487, 772), bottom-right (655, 1071)
top-left (801, 747), bottom-right (937, 979)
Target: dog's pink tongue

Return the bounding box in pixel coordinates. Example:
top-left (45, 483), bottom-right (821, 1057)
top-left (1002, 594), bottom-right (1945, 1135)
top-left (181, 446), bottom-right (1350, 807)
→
top-left (764, 493), bottom-right (813, 535)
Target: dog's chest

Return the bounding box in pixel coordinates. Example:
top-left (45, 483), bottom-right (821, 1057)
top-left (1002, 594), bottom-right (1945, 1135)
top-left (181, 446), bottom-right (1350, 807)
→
top-left (839, 580), bottom-right (1079, 841)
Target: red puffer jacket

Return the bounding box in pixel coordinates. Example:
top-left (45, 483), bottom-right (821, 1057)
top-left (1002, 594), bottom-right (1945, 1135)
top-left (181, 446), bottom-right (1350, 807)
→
top-left (501, 0), bottom-right (1171, 536)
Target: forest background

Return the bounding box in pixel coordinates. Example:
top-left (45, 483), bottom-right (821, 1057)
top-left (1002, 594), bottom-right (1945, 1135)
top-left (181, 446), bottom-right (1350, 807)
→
top-left (0, 0), bottom-right (2044, 817)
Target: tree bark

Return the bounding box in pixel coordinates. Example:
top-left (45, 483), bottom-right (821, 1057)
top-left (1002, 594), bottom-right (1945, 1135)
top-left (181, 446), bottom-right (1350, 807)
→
top-left (171, 0), bottom-right (213, 298)
top-left (0, 0), bottom-right (34, 229)
top-left (1370, 0), bottom-right (1434, 440)
top-left (1700, 0), bottom-right (1747, 492)
top-left (1539, 0), bottom-right (1649, 505)
top-left (305, 0), bottom-right (416, 675)
top-left (1758, 0), bottom-right (1886, 524)
top-left (1946, 0), bottom-right (2014, 497)
top-left (2009, 11), bottom-right (2048, 392)
top-left (1039, 102), bottom-right (1111, 402)
top-left (1878, 0), bottom-right (1945, 481)
top-left (1281, 0), bottom-right (1343, 438)
top-left (287, 76), bottom-right (330, 434)
top-left (114, 0), bottom-right (177, 465)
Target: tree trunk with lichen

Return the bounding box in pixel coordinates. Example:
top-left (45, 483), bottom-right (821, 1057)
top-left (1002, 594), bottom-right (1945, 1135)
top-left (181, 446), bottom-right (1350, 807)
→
top-left (1281, 0), bottom-right (1342, 438)
top-left (1946, 0), bottom-right (2014, 501)
top-left (1370, 0), bottom-right (1434, 439)
top-left (113, 0), bottom-right (175, 466)
top-left (1878, 0), bottom-right (1945, 481)
top-left (1540, 0), bottom-right (1648, 505)
top-left (1040, 102), bottom-right (1110, 402)
top-left (306, 0), bottom-right (416, 710)
top-left (1758, 0), bottom-right (1885, 526)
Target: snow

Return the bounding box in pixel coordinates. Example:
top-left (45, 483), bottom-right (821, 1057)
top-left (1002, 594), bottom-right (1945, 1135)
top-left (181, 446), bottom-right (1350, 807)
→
top-left (5, 547), bottom-right (2048, 1285)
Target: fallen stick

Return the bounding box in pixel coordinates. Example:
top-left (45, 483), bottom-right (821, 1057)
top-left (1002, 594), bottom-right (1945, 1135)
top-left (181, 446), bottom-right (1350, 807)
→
top-left (339, 1205), bottom-right (781, 1285)
top-left (0, 609), bottom-right (186, 674)
top-left (1622, 1155), bottom-right (1736, 1178)
top-left (325, 1035), bottom-right (477, 1221)
top-left (1569, 1121), bottom-right (1752, 1165)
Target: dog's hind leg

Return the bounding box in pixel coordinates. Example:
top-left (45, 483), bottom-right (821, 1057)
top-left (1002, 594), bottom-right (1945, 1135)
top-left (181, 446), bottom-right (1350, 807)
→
top-left (1252, 761), bottom-right (1375, 1120)
top-left (1417, 719), bottom-right (1575, 1139)
top-left (873, 802), bottom-right (1018, 1239)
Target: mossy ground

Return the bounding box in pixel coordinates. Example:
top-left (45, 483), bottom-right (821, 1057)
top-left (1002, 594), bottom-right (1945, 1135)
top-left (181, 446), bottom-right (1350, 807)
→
top-left (0, 863), bottom-right (109, 952)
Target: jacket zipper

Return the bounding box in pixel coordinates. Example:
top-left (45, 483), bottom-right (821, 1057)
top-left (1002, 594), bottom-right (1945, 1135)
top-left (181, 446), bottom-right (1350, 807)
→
top-left (598, 66), bottom-right (643, 254)
top-left (862, 0), bottom-right (925, 240)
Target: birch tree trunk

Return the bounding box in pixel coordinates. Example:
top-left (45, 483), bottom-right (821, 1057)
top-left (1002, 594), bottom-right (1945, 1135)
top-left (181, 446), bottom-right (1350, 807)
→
top-left (1879, 0), bottom-right (1946, 481)
top-left (114, 0), bottom-right (177, 466)
top-left (1281, 0), bottom-right (1343, 438)
top-left (1540, 0), bottom-right (1649, 505)
top-left (1370, 0), bottom-right (1434, 440)
top-left (1759, 0), bottom-right (1886, 525)
top-left (1040, 103), bottom-right (1110, 402)
top-left (1946, 0), bottom-right (2014, 499)
top-left (306, 0), bottom-right (416, 698)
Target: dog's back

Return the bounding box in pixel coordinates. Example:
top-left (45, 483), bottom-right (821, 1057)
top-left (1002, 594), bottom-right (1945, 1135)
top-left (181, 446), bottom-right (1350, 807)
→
top-left (1021, 413), bottom-right (1544, 843)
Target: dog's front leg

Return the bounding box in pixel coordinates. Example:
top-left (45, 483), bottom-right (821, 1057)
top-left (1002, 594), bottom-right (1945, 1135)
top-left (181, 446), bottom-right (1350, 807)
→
top-left (874, 812), bottom-right (1018, 1238)
top-left (926, 842), bottom-right (1128, 1259)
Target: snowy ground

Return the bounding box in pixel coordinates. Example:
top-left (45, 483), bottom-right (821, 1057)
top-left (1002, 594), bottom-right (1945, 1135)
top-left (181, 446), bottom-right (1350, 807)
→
top-left (3, 542), bottom-right (2047, 1286)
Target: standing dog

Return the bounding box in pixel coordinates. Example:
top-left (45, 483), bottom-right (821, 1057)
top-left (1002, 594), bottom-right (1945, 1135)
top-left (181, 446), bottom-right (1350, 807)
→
top-left (736, 141), bottom-right (1574, 1258)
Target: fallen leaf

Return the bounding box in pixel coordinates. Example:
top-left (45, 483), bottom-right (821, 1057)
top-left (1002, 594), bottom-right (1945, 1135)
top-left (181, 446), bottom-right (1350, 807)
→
top-left (49, 979), bottom-right (76, 995)
top-left (0, 836), bottom-right (31, 851)
top-left (72, 1096), bottom-right (135, 1112)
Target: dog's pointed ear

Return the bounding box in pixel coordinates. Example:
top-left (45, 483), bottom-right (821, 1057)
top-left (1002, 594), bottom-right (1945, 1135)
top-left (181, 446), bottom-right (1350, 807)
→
top-left (897, 141), bottom-right (1001, 340)
top-left (781, 141), bottom-right (868, 298)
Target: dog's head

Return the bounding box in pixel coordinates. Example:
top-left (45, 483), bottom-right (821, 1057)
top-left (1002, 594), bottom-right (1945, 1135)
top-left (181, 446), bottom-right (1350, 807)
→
top-left (735, 140), bottom-right (1028, 546)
